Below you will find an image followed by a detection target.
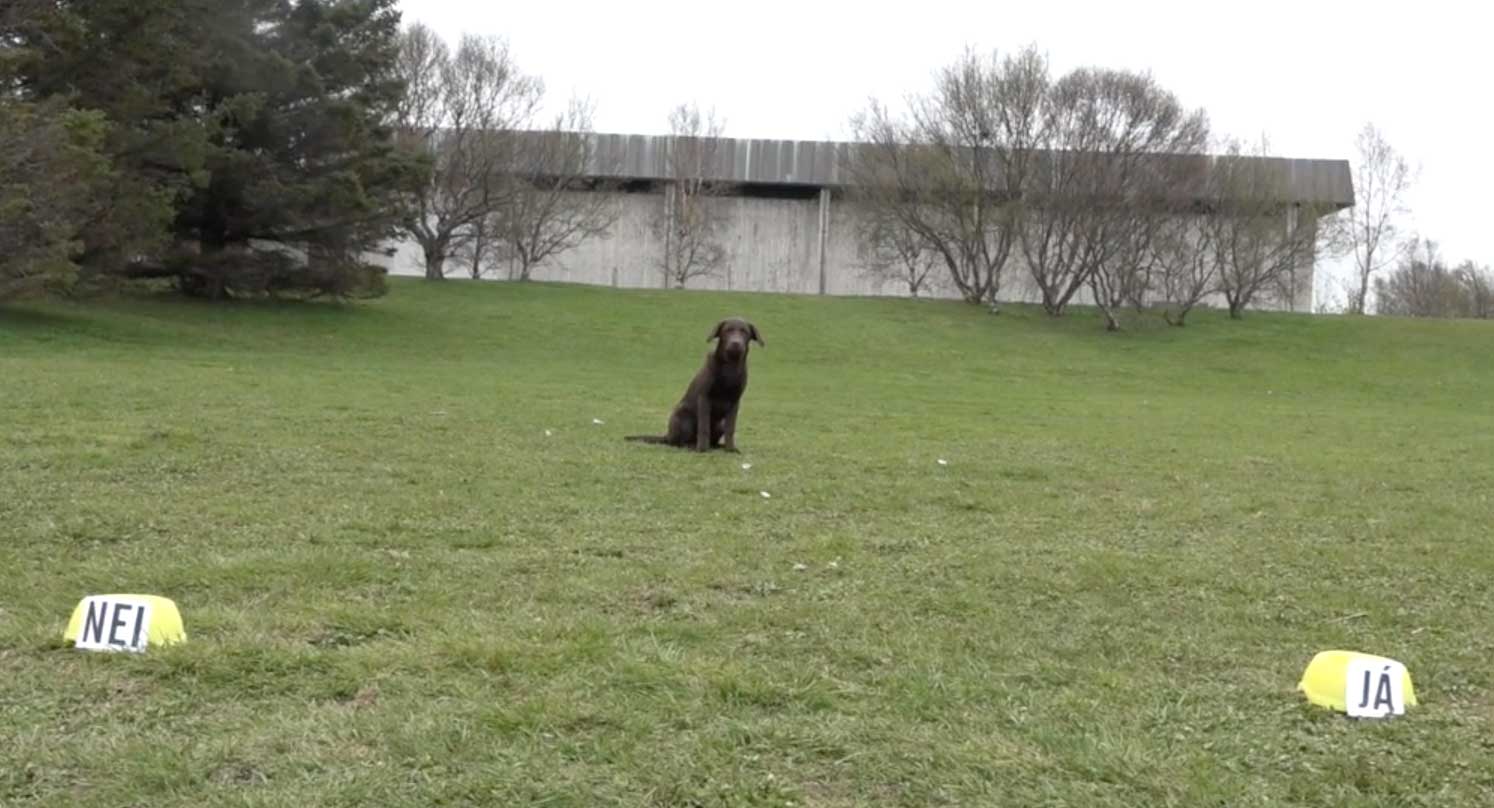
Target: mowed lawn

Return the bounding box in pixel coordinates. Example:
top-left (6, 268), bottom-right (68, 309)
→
top-left (3, 278), bottom-right (1493, 807)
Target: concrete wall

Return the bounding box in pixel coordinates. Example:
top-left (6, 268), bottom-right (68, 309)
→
top-left (373, 132), bottom-right (1344, 312)
top-left (447, 192), bottom-right (828, 293)
top-left (369, 186), bottom-right (1317, 313)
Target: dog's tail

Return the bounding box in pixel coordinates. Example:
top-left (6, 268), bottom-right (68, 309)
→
top-left (623, 434), bottom-right (671, 445)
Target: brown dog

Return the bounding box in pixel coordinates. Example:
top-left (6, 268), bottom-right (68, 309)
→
top-left (625, 317), bottom-right (763, 452)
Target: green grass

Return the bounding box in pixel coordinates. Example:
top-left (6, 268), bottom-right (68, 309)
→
top-left (3, 278), bottom-right (1493, 806)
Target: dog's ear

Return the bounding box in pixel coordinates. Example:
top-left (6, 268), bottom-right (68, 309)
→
top-left (749, 323), bottom-right (763, 346)
top-left (707, 319), bottom-right (725, 342)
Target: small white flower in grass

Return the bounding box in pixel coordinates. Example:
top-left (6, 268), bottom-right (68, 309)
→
top-left (741, 463), bottom-right (752, 470)
top-left (760, 490), bottom-right (771, 499)
top-left (544, 429), bottom-right (553, 437)
top-left (592, 418), bottom-right (605, 425)
top-left (937, 458), bottom-right (949, 466)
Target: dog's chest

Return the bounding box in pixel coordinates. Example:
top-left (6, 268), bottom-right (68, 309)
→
top-left (708, 366), bottom-right (746, 401)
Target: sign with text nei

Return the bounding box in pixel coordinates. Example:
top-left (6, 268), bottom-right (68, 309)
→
top-left (64, 594), bottom-right (187, 652)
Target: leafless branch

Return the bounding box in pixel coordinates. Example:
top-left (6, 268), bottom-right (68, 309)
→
top-left (487, 98), bottom-right (619, 281)
top-left (1149, 207), bottom-right (1219, 326)
top-left (1458, 262), bottom-right (1494, 319)
top-left (1207, 136), bottom-right (1325, 319)
top-left (391, 24), bottom-right (542, 280)
top-left (845, 46), bottom-right (1047, 309)
top-left (854, 207), bottom-right (941, 298)
top-left (1022, 65), bottom-right (1210, 326)
top-left (1323, 122), bottom-right (1415, 314)
top-left (654, 102), bottom-right (730, 288)
top-left (1374, 238), bottom-right (1491, 318)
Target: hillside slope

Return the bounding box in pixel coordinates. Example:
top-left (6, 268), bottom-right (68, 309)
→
top-left (3, 280), bottom-right (1492, 806)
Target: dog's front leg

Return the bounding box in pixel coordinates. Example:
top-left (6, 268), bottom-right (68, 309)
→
top-left (695, 395), bottom-right (711, 452)
top-left (721, 405), bottom-right (739, 452)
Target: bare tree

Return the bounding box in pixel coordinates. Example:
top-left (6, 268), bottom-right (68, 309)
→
top-left (1090, 150), bottom-right (1214, 329)
top-left (655, 103), bottom-right (730, 288)
top-left (1089, 218), bottom-right (1163, 326)
top-left (392, 24), bottom-right (541, 280)
top-left (1372, 238), bottom-right (1494, 319)
top-left (487, 99), bottom-right (619, 281)
top-left (1373, 238), bottom-right (1460, 317)
top-left (854, 208), bottom-right (940, 297)
top-left (1019, 66), bottom-right (1209, 325)
top-left (1207, 137), bottom-right (1325, 319)
top-left (846, 46), bottom-right (1045, 309)
top-left (453, 211), bottom-right (499, 279)
top-left (1457, 262), bottom-right (1494, 319)
top-left (1149, 209), bottom-right (1219, 326)
top-left (1327, 122), bottom-right (1414, 314)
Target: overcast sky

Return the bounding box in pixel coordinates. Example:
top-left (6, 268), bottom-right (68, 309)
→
top-left (398, 0), bottom-right (1490, 301)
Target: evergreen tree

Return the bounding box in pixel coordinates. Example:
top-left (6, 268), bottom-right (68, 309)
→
top-left (5, 0), bottom-right (427, 299)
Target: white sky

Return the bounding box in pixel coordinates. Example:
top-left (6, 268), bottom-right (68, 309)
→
top-left (398, 0), bottom-right (1492, 298)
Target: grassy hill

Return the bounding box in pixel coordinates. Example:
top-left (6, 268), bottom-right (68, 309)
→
top-left (3, 279), bottom-right (1493, 806)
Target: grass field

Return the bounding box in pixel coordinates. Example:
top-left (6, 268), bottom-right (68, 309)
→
top-left (3, 278), bottom-right (1493, 806)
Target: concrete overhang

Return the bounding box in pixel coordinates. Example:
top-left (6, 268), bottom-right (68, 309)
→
top-left (424, 129), bottom-right (1354, 212)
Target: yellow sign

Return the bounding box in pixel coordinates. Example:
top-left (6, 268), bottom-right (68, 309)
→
top-left (1298, 650), bottom-right (1416, 717)
top-left (64, 594), bottom-right (187, 652)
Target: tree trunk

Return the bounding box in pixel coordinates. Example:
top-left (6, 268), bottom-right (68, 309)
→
top-left (951, 265), bottom-right (987, 306)
top-left (1038, 281), bottom-right (1070, 316)
top-left (422, 242), bottom-right (446, 280)
top-left (467, 232), bottom-right (485, 279)
top-left (180, 270), bottom-right (228, 300)
top-left (1353, 271), bottom-right (1371, 314)
top-left (662, 184), bottom-right (676, 289)
top-left (190, 230), bottom-right (230, 300)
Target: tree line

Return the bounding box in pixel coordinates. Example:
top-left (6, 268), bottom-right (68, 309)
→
top-left (0, 0), bottom-right (731, 299)
top-left (6, 1), bottom-right (1480, 321)
top-left (3, 0), bottom-right (428, 300)
top-left (1366, 239), bottom-right (1494, 319)
top-left (384, 22), bottom-right (728, 287)
top-left (847, 47), bottom-right (1445, 328)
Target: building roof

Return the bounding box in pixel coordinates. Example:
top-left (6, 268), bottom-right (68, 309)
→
top-left (586, 132), bottom-right (1355, 209)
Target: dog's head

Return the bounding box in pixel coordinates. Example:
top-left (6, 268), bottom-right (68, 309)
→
top-left (709, 317), bottom-right (762, 362)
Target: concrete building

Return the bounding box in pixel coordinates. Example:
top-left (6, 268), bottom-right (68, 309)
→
top-left (370, 132), bottom-right (1354, 311)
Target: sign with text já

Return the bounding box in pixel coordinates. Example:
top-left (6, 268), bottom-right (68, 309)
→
top-left (1344, 657), bottom-right (1409, 718)
top-left (1298, 649), bottom-right (1416, 718)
